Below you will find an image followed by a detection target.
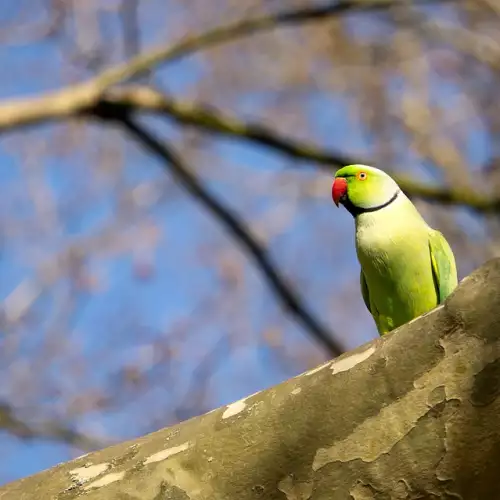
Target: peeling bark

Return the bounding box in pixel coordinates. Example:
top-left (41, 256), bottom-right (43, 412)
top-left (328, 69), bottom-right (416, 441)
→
top-left (2, 259), bottom-right (500, 500)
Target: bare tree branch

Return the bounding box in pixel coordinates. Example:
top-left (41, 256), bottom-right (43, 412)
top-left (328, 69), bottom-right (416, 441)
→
top-left (0, 403), bottom-right (104, 451)
top-left (0, 77), bottom-right (496, 212)
top-left (0, 0), bottom-right (454, 134)
top-left (0, 1), bottom-right (482, 220)
top-left (106, 112), bottom-right (345, 357)
top-left (95, 87), bottom-right (500, 213)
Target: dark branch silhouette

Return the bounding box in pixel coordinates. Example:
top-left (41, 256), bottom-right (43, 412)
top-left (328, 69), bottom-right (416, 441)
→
top-left (100, 87), bottom-right (500, 213)
top-left (0, 402), bottom-right (104, 451)
top-left (105, 111), bottom-right (345, 357)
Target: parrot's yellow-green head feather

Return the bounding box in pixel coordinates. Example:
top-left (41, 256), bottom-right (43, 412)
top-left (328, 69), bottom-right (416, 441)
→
top-left (332, 164), bottom-right (400, 217)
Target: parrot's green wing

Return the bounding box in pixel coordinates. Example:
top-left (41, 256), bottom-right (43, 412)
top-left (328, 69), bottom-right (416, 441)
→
top-left (428, 229), bottom-right (458, 303)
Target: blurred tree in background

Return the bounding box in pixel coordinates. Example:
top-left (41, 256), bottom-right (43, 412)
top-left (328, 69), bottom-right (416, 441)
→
top-left (0, 0), bottom-right (497, 484)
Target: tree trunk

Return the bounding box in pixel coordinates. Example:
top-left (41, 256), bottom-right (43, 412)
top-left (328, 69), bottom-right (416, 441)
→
top-left (2, 259), bottom-right (500, 500)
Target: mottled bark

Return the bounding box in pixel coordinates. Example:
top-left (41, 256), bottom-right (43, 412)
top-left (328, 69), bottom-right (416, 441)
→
top-left (2, 258), bottom-right (500, 500)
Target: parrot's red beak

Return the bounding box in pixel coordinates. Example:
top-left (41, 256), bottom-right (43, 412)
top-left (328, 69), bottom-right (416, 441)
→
top-left (332, 177), bottom-right (347, 207)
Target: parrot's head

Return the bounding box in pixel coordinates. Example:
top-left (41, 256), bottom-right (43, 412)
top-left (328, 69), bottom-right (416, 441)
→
top-left (332, 164), bottom-right (400, 216)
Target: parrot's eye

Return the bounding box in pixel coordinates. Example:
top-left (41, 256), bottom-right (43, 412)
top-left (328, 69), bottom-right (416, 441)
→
top-left (357, 172), bottom-right (367, 181)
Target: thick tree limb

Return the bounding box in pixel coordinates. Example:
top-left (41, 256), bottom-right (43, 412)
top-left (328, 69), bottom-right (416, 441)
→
top-left (2, 259), bottom-right (500, 499)
top-left (114, 114), bottom-right (344, 357)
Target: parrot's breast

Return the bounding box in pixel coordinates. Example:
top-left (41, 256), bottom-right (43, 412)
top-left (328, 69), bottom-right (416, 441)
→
top-left (354, 196), bottom-right (438, 333)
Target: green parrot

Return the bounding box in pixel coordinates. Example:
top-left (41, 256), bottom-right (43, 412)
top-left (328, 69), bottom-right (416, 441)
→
top-left (332, 164), bottom-right (458, 336)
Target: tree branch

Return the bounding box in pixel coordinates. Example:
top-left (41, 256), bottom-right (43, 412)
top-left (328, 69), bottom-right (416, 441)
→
top-left (95, 87), bottom-right (500, 213)
top-left (2, 259), bottom-right (500, 499)
top-left (110, 113), bottom-right (345, 357)
top-left (0, 0), bottom-right (483, 214)
top-left (0, 0), bottom-right (453, 134)
top-left (1, 78), bottom-right (496, 212)
top-left (3, 79), bottom-right (493, 212)
top-left (0, 402), bottom-right (104, 451)
top-left (0, 0), bottom-right (490, 212)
